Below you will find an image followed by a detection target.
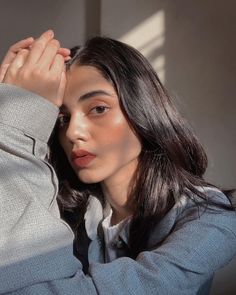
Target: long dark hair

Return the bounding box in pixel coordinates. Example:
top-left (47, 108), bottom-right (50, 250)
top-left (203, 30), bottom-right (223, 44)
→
top-left (49, 36), bottom-right (234, 258)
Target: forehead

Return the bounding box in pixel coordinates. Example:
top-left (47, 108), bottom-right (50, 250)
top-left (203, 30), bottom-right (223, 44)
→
top-left (63, 65), bottom-right (117, 108)
top-left (66, 65), bottom-right (111, 90)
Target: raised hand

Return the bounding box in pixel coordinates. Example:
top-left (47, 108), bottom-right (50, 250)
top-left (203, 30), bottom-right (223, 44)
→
top-left (0, 37), bottom-right (34, 83)
top-left (1, 30), bottom-right (69, 107)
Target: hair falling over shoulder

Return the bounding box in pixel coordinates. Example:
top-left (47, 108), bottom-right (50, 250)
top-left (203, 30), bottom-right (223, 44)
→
top-left (49, 36), bottom-right (235, 258)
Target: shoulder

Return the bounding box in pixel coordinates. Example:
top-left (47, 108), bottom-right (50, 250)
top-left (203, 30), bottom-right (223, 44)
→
top-left (172, 186), bottom-right (233, 220)
top-left (148, 186), bottom-right (236, 248)
top-left (174, 186), bottom-right (235, 229)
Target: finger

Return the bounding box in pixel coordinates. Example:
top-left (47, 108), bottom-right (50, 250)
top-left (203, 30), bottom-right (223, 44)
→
top-left (25, 30), bottom-right (54, 65)
top-left (1, 37), bottom-right (34, 66)
top-left (64, 56), bottom-right (71, 61)
top-left (3, 49), bottom-right (29, 82)
top-left (9, 49), bottom-right (29, 70)
top-left (0, 64), bottom-right (9, 83)
top-left (57, 48), bottom-right (70, 57)
top-left (50, 54), bottom-right (64, 76)
top-left (56, 71), bottom-right (66, 107)
top-left (37, 39), bottom-right (60, 70)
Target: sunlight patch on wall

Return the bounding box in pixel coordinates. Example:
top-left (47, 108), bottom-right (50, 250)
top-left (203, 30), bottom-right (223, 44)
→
top-left (120, 10), bottom-right (165, 83)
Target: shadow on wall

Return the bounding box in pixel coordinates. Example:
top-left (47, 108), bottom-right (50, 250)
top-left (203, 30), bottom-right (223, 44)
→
top-left (101, 0), bottom-right (236, 188)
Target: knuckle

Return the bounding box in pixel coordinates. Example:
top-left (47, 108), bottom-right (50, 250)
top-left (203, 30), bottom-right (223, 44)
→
top-left (19, 68), bottom-right (30, 79)
top-left (50, 75), bottom-right (60, 84)
top-left (42, 73), bottom-right (55, 85)
top-left (31, 67), bottom-right (43, 78)
top-left (18, 49), bottom-right (29, 56)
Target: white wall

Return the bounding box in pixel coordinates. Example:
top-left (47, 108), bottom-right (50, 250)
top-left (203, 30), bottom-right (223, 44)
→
top-left (0, 1), bottom-right (235, 294)
top-left (101, 0), bottom-right (236, 189)
top-left (0, 0), bottom-right (87, 59)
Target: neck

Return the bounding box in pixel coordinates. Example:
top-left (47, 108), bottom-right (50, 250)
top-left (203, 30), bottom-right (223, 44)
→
top-left (101, 159), bottom-right (137, 225)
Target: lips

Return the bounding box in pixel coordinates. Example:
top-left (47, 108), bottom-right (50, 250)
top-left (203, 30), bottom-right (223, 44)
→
top-left (71, 149), bottom-right (96, 168)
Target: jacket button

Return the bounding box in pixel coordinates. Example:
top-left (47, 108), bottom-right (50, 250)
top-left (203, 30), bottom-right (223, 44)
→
top-left (115, 239), bottom-right (124, 249)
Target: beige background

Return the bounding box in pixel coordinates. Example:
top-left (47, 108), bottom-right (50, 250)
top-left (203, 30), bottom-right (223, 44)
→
top-left (0, 1), bottom-right (235, 294)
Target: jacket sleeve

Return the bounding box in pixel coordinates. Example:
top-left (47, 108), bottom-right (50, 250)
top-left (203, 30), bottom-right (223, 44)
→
top-left (11, 191), bottom-right (236, 295)
top-left (0, 84), bottom-right (82, 293)
top-left (1, 84), bottom-right (236, 295)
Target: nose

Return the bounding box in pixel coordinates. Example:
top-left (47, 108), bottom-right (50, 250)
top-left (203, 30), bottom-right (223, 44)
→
top-left (65, 113), bottom-right (89, 144)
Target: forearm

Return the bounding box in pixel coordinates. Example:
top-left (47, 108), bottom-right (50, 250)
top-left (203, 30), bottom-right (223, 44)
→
top-left (0, 84), bottom-right (79, 293)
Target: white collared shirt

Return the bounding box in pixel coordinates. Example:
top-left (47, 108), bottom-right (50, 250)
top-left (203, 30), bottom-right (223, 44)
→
top-left (101, 206), bottom-right (131, 262)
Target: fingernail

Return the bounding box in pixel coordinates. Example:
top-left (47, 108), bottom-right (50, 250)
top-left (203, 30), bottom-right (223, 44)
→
top-left (62, 48), bottom-right (70, 55)
top-left (44, 29), bottom-right (54, 37)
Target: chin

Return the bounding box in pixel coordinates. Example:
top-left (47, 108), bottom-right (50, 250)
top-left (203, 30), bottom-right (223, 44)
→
top-left (77, 170), bottom-right (103, 184)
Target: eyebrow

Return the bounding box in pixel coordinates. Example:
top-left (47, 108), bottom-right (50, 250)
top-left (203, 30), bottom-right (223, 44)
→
top-left (79, 90), bottom-right (114, 101)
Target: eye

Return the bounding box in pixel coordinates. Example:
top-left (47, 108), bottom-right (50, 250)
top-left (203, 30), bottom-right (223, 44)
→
top-left (89, 105), bottom-right (110, 115)
top-left (57, 114), bottom-right (70, 128)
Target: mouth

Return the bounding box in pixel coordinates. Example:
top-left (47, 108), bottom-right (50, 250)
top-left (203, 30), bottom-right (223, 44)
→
top-left (71, 149), bottom-right (96, 168)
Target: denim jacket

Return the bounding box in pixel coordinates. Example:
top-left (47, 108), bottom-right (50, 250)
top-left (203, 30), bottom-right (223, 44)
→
top-left (74, 190), bottom-right (236, 295)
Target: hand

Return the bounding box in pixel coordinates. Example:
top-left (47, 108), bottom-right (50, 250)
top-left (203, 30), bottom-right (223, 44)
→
top-left (2, 30), bottom-right (67, 107)
top-left (0, 37), bottom-right (34, 83)
top-left (0, 35), bottom-right (70, 83)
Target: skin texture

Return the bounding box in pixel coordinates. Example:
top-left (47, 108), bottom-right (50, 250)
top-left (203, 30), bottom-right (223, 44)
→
top-left (58, 65), bottom-right (142, 224)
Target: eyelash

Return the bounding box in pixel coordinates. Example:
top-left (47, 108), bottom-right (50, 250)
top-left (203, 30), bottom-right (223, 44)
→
top-left (89, 105), bottom-right (110, 115)
top-left (57, 105), bottom-right (110, 128)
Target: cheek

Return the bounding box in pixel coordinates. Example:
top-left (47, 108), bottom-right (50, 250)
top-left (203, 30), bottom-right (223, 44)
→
top-left (96, 115), bottom-right (141, 156)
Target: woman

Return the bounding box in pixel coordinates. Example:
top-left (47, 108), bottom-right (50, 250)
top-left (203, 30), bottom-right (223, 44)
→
top-left (0, 31), bottom-right (236, 294)
top-left (49, 36), bottom-right (236, 291)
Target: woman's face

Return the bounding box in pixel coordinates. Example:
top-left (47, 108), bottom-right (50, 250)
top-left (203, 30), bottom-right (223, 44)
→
top-left (59, 64), bottom-right (141, 185)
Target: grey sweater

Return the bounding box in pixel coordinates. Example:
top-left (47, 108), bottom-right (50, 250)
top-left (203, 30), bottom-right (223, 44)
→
top-left (0, 83), bottom-right (236, 295)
